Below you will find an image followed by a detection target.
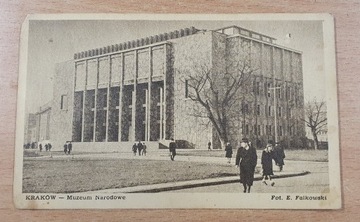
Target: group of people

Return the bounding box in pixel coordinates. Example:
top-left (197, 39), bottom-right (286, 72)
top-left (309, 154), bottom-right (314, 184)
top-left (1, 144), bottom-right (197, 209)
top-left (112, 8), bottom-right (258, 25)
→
top-left (23, 142), bottom-right (37, 149)
top-left (23, 142), bottom-right (53, 152)
top-left (132, 139), bottom-right (177, 160)
top-left (63, 141), bottom-right (72, 155)
top-left (232, 138), bottom-right (285, 193)
top-left (38, 143), bottom-right (52, 152)
top-left (260, 140), bottom-right (285, 186)
top-left (132, 141), bottom-right (147, 156)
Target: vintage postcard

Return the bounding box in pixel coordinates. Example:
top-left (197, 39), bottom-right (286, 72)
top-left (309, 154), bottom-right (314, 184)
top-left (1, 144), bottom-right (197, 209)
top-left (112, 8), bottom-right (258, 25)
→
top-left (14, 14), bottom-right (341, 209)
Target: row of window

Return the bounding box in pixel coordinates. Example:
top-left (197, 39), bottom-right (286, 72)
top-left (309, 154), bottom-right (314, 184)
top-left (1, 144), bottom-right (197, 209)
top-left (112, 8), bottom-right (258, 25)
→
top-left (184, 79), bottom-right (301, 104)
top-left (242, 124), bottom-right (293, 136)
top-left (253, 81), bottom-right (299, 100)
top-left (243, 104), bottom-right (293, 118)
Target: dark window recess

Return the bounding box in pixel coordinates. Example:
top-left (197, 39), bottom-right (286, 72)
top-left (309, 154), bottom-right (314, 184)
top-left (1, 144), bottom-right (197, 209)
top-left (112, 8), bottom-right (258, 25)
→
top-left (60, 95), bottom-right (67, 110)
top-left (257, 105), bottom-right (261, 115)
top-left (278, 107), bottom-right (282, 117)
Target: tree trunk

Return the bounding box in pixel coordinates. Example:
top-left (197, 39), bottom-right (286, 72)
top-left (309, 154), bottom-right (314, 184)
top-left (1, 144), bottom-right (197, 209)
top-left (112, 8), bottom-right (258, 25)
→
top-left (218, 137), bottom-right (225, 150)
top-left (218, 133), bottom-right (228, 150)
top-left (311, 128), bottom-right (319, 150)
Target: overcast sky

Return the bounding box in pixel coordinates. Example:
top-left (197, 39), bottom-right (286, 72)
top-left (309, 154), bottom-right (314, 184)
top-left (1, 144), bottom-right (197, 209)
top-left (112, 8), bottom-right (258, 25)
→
top-left (26, 18), bottom-right (325, 113)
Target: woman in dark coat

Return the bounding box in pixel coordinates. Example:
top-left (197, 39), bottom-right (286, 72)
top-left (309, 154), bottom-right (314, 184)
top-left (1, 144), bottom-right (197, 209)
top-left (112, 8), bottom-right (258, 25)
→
top-left (273, 142), bottom-right (285, 171)
top-left (225, 142), bottom-right (233, 163)
top-left (261, 141), bottom-right (275, 186)
top-left (132, 143), bottom-right (137, 156)
top-left (235, 138), bottom-right (257, 193)
top-left (169, 138), bottom-right (177, 161)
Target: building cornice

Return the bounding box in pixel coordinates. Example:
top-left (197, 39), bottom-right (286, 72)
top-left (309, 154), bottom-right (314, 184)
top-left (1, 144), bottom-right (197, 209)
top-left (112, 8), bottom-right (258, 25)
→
top-left (227, 34), bottom-right (303, 54)
top-left (74, 41), bottom-right (172, 63)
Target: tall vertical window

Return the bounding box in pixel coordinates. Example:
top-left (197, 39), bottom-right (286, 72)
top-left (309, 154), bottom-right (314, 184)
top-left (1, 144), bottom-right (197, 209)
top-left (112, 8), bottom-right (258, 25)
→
top-left (242, 104), bottom-right (249, 114)
top-left (279, 125), bottom-right (283, 136)
top-left (277, 84), bottom-right (281, 98)
top-left (185, 80), bottom-right (189, 98)
top-left (294, 86), bottom-right (298, 105)
top-left (255, 125), bottom-right (261, 135)
top-left (60, 94), bottom-right (68, 110)
top-left (286, 86), bottom-right (290, 100)
top-left (266, 125), bottom-right (272, 135)
top-left (289, 108), bottom-right (292, 118)
top-left (267, 83), bottom-right (271, 97)
top-left (278, 106), bottom-right (282, 117)
top-left (268, 106), bottom-right (272, 116)
top-left (254, 82), bottom-right (260, 95)
top-left (289, 87), bottom-right (292, 100)
top-left (288, 126), bottom-right (292, 136)
top-left (258, 125), bottom-right (261, 135)
top-left (243, 124), bottom-right (249, 135)
top-left (257, 104), bottom-right (261, 115)
top-left (264, 82), bottom-right (268, 97)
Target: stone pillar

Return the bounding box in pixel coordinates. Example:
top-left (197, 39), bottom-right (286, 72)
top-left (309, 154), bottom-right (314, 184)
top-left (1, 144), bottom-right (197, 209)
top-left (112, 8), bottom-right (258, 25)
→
top-left (163, 45), bottom-right (167, 140)
top-left (144, 89), bottom-right (149, 141)
top-left (93, 58), bottom-right (99, 142)
top-left (131, 51), bottom-right (138, 141)
top-left (81, 60), bottom-right (88, 142)
top-left (147, 47), bottom-right (153, 141)
top-left (118, 53), bottom-right (124, 142)
top-left (105, 55), bottom-right (111, 141)
top-left (159, 87), bottom-right (163, 140)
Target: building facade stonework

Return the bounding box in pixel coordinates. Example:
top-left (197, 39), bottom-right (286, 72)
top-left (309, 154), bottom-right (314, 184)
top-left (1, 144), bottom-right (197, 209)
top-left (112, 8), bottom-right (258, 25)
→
top-left (50, 26), bottom-right (304, 151)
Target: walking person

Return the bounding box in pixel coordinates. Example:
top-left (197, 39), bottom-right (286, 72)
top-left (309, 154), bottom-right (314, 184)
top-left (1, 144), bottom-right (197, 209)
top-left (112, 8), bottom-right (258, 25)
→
top-left (45, 143), bottom-right (49, 151)
top-left (137, 141), bottom-right (143, 156)
top-left (63, 142), bottom-right (68, 154)
top-left (235, 138), bottom-right (257, 193)
top-left (273, 141), bottom-right (285, 171)
top-left (67, 141), bottom-right (72, 154)
top-left (225, 142), bottom-right (233, 163)
top-left (48, 143), bottom-right (52, 151)
top-left (142, 142), bottom-right (147, 156)
top-left (261, 140), bottom-right (275, 186)
top-left (132, 142), bottom-right (137, 156)
top-left (39, 143), bottom-right (42, 152)
top-left (208, 141), bottom-right (212, 151)
top-left (169, 138), bottom-right (177, 161)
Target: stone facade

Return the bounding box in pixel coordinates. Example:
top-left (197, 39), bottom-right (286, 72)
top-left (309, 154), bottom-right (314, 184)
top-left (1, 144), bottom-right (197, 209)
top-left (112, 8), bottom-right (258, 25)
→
top-left (216, 26), bottom-right (305, 148)
top-left (49, 25), bottom-right (305, 151)
top-left (50, 61), bottom-right (74, 149)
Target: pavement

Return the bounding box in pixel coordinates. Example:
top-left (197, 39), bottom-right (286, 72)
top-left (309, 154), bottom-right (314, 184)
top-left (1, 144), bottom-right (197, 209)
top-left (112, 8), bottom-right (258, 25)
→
top-left (81, 171), bottom-right (310, 194)
top-left (33, 150), bottom-right (313, 194)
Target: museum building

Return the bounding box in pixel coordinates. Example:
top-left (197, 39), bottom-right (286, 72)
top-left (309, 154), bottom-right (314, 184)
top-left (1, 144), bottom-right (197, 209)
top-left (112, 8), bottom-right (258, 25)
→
top-left (50, 25), bottom-right (305, 151)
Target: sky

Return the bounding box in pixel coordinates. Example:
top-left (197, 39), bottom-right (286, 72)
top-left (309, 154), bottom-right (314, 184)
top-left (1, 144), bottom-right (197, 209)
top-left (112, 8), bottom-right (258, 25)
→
top-left (26, 18), bottom-right (325, 113)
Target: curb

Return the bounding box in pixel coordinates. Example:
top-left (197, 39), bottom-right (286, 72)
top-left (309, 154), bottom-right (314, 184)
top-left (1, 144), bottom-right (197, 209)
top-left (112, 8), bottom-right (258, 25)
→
top-left (130, 171), bottom-right (310, 193)
top-left (84, 171), bottom-right (310, 194)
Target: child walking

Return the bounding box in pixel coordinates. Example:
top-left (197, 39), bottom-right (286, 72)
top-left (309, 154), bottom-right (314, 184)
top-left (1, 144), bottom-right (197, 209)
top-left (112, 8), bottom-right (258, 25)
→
top-left (261, 141), bottom-right (275, 186)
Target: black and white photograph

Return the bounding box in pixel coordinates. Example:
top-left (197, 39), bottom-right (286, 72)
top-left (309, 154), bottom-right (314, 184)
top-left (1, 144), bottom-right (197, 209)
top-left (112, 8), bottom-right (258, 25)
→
top-left (14, 14), bottom-right (340, 209)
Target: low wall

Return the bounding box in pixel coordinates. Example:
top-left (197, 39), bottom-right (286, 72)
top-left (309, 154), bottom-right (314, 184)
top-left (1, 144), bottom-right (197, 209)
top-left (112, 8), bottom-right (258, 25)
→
top-left (65, 141), bottom-right (161, 153)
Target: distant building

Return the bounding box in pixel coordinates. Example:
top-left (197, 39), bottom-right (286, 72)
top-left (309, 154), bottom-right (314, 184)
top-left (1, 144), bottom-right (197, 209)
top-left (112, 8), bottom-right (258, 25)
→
top-left (24, 113), bottom-right (37, 144)
top-left (24, 102), bottom-right (52, 145)
top-left (50, 25), bottom-right (305, 151)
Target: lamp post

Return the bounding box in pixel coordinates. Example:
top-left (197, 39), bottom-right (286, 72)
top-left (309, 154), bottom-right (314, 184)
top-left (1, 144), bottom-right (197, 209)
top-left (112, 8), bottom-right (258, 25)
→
top-left (269, 85), bottom-right (281, 143)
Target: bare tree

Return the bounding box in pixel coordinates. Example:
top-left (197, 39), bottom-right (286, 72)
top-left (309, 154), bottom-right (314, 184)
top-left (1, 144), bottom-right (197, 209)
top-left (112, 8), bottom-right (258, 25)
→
top-left (182, 38), bottom-right (256, 149)
top-left (301, 98), bottom-right (327, 150)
